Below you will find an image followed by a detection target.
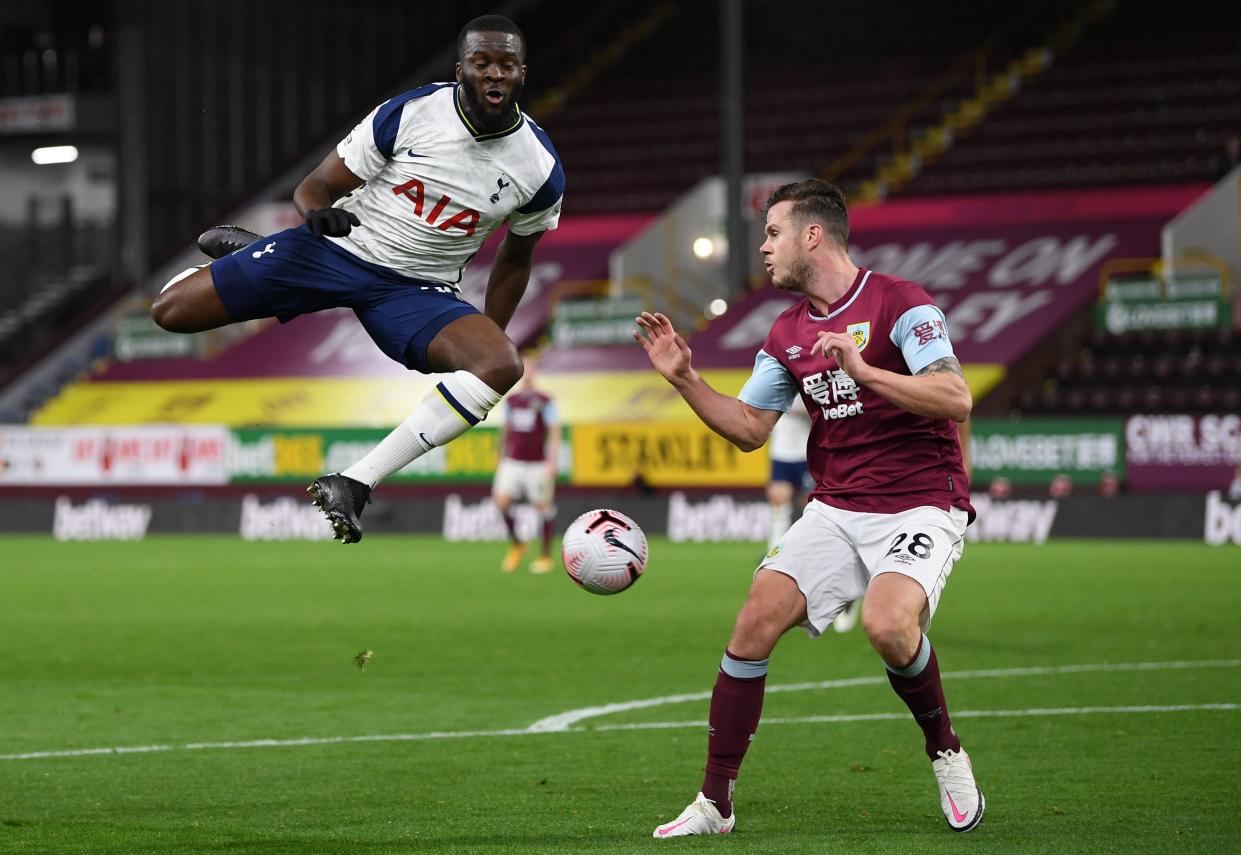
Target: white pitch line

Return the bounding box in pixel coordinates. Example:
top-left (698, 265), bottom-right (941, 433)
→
top-left (2, 704), bottom-right (1237, 762)
top-left (592, 704), bottom-right (1241, 732)
top-left (0, 729), bottom-right (536, 762)
top-left (3, 659), bottom-right (1239, 762)
top-left (527, 657), bottom-right (1241, 732)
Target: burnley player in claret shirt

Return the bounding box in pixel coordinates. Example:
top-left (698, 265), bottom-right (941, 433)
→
top-left (635, 178), bottom-right (984, 838)
top-left (493, 354), bottom-right (560, 574)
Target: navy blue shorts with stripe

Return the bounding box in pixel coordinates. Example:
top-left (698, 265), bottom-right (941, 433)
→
top-left (209, 224), bottom-right (479, 372)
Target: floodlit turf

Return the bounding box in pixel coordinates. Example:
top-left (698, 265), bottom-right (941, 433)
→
top-left (1, 535), bottom-right (1238, 853)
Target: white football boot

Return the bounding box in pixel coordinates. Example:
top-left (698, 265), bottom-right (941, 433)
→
top-left (652, 792), bottom-right (736, 838)
top-left (932, 748), bottom-right (985, 832)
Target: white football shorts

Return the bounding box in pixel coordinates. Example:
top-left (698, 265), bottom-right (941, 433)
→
top-left (758, 499), bottom-right (969, 638)
top-left (492, 457), bottom-right (555, 505)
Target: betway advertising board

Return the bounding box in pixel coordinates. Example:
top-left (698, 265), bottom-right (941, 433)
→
top-left (5, 491), bottom-right (1234, 544)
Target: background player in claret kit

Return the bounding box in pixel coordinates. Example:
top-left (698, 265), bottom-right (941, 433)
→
top-left (150, 14), bottom-right (564, 543)
top-left (635, 178), bottom-right (984, 838)
top-left (493, 353), bottom-right (561, 574)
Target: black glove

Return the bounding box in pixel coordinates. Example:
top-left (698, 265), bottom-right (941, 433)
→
top-left (304, 208), bottom-right (360, 237)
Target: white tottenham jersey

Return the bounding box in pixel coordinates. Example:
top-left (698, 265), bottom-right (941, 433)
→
top-left (331, 82), bottom-right (564, 285)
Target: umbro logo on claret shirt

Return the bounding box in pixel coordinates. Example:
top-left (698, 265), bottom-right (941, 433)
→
top-left (786, 345), bottom-right (803, 359)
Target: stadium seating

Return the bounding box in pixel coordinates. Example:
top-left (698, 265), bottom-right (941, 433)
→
top-left (900, 0), bottom-right (1241, 195)
top-left (546, 1), bottom-right (1241, 209)
top-left (1020, 326), bottom-right (1241, 416)
top-left (546, 0), bottom-right (1040, 213)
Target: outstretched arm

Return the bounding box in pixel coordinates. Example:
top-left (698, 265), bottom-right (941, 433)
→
top-left (485, 230), bottom-right (545, 330)
top-left (634, 312), bottom-right (782, 451)
top-left (812, 331), bottom-right (972, 422)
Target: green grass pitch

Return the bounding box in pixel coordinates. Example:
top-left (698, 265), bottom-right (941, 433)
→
top-left (1, 536), bottom-right (1238, 853)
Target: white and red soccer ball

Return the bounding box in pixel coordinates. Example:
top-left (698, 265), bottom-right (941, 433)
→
top-left (561, 509), bottom-right (649, 595)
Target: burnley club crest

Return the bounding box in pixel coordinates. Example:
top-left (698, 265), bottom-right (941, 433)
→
top-left (846, 321), bottom-right (871, 352)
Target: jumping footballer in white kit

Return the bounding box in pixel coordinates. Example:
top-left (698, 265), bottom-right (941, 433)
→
top-left (152, 15), bottom-right (563, 543)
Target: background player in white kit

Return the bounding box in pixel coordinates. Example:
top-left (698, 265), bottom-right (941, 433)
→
top-left (493, 353), bottom-right (560, 574)
top-left (151, 15), bottom-right (563, 543)
top-left (635, 179), bottom-right (984, 838)
top-left (765, 396), bottom-right (812, 551)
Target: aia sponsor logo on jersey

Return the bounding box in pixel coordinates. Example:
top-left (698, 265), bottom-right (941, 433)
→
top-left (391, 178), bottom-right (481, 236)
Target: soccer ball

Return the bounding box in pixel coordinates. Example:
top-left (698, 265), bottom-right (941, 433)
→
top-left (561, 509), bottom-right (649, 595)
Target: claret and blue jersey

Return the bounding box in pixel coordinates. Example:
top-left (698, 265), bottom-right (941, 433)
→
top-left (502, 390), bottom-right (558, 462)
top-left (740, 268), bottom-right (974, 519)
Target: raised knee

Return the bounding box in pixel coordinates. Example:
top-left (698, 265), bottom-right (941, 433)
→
top-left (478, 343), bottom-right (523, 393)
top-left (151, 266), bottom-right (211, 332)
top-left (150, 295), bottom-right (177, 331)
top-left (151, 294), bottom-right (195, 333)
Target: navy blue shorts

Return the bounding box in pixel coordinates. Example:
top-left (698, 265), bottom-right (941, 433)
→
top-left (770, 459), bottom-right (813, 492)
top-left (209, 225), bottom-right (480, 372)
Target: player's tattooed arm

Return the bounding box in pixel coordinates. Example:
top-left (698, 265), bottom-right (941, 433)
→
top-left (862, 354), bottom-right (971, 421)
top-left (916, 356), bottom-right (965, 379)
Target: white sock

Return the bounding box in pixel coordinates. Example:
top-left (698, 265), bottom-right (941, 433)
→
top-left (343, 371), bottom-right (502, 488)
top-left (162, 265), bottom-right (207, 293)
top-left (768, 501), bottom-right (792, 549)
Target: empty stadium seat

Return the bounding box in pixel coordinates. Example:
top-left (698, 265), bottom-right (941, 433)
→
top-left (1018, 321), bottom-right (1240, 418)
